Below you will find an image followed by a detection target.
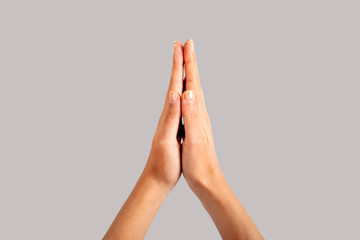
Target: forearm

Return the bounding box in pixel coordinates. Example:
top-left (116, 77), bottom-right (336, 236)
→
top-left (103, 169), bottom-right (170, 240)
top-left (193, 172), bottom-right (263, 240)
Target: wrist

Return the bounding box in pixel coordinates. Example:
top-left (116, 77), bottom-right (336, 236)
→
top-left (186, 168), bottom-right (227, 197)
top-left (140, 168), bottom-right (175, 195)
top-left (190, 173), bottom-right (234, 210)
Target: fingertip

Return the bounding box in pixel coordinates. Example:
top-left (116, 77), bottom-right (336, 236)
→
top-left (173, 41), bottom-right (184, 64)
top-left (184, 39), bottom-right (196, 65)
top-left (174, 41), bottom-right (184, 49)
top-left (185, 39), bottom-right (193, 48)
top-left (174, 41), bottom-right (184, 55)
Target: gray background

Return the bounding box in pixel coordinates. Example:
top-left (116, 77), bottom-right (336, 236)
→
top-left (0, 0), bottom-right (359, 239)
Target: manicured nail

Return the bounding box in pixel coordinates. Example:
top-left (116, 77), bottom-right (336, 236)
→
top-left (169, 91), bottom-right (179, 103)
top-left (183, 90), bottom-right (194, 102)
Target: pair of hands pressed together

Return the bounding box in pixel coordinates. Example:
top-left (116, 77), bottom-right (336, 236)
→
top-left (103, 40), bottom-right (263, 240)
top-left (147, 39), bottom-right (219, 194)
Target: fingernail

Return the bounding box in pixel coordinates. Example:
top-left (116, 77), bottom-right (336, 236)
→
top-left (169, 91), bottom-right (179, 103)
top-left (183, 90), bottom-right (194, 103)
top-left (174, 41), bottom-right (177, 48)
top-left (189, 39), bottom-right (194, 47)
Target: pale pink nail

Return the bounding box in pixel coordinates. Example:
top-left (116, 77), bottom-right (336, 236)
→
top-left (169, 91), bottom-right (178, 103)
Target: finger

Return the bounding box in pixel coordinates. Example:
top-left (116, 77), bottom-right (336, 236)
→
top-left (181, 90), bottom-right (205, 141)
top-left (158, 41), bottom-right (183, 139)
top-left (158, 91), bottom-right (181, 140)
top-left (168, 41), bottom-right (184, 95)
top-left (154, 42), bottom-right (183, 141)
top-left (184, 39), bottom-right (199, 92)
top-left (184, 39), bottom-right (206, 113)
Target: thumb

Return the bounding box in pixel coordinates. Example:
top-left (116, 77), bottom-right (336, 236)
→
top-left (181, 90), bottom-right (203, 141)
top-left (158, 91), bottom-right (181, 139)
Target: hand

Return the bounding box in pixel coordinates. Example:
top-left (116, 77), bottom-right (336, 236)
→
top-left (181, 40), bottom-right (222, 192)
top-left (143, 41), bottom-right (184, 190)
top-left (181, 40), bottom-right (263, 240)
top-left (103, 42), bottom-right (184, 240)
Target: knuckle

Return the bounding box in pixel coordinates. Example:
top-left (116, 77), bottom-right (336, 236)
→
top-left (185, 75), bottom-right (199, 83)
top-left (157, 139), bottom-right (172, 147)
top-left (184, 56), bottom-right (195, 65)
top-left (153, 138), bottom-right (173, 151)
top-left (185, 109), bottom-right (199, 119)
top-left (169, 79), bottom-right (182, 92)
top-left (183, 136), bottom-right (208, 150)
top-left (189, 110), bottom-right (199, 119)
top-left (165, 109), bottom-right (178, 120)
top-left (173, 57), bottom-right (182, 66)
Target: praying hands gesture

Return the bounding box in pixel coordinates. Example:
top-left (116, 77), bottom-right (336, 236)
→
top-left (103, 40), bottom-right (263, 240)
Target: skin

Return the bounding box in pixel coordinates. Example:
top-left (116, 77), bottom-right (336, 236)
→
top-left (103, 40), bottom-right (264, 240)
